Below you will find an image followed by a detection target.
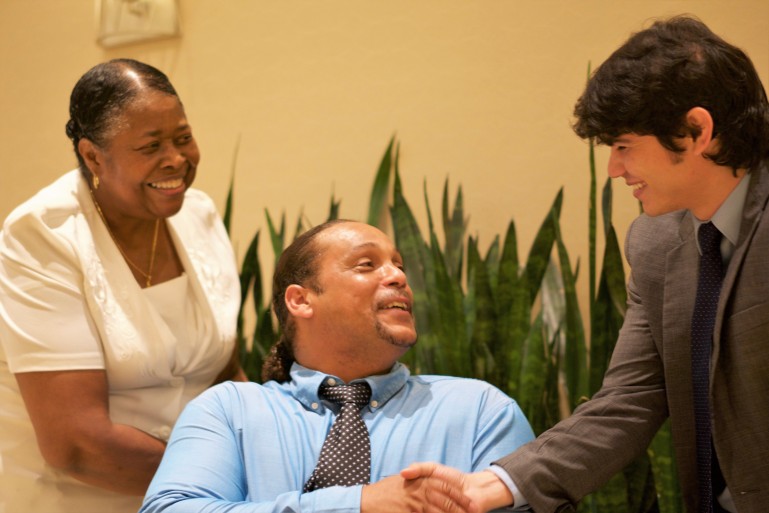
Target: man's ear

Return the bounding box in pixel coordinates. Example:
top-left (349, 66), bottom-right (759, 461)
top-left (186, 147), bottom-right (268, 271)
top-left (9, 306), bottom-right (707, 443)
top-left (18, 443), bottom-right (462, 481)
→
top-left (285, 284), bottom-right (314, 319)
top-left (685, 107), bottom-right (716, 156)
top-left (78, 138), bottom-right (101, 176)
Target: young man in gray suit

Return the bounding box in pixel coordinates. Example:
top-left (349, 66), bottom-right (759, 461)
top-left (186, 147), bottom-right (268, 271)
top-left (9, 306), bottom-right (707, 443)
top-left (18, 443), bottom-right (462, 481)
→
top-left (402, 15), bottom-right (769, 513)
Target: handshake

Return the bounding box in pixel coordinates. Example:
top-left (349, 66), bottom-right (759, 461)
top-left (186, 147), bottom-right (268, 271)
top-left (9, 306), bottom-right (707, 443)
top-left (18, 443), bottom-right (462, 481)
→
top-left (360, 463), bottom-right (515, 513)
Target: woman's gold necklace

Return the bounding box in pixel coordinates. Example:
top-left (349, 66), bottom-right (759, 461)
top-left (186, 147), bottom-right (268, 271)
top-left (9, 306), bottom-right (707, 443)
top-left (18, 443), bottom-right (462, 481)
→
top-left (90, 191), bottom-right (160, 287)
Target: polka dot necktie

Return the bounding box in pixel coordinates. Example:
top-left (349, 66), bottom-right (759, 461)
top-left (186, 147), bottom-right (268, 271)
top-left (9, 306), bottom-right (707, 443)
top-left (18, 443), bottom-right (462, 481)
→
top-left (303, 381), bottom-right (372, 492)
top-left (691, 222), bottom-right (724, 513)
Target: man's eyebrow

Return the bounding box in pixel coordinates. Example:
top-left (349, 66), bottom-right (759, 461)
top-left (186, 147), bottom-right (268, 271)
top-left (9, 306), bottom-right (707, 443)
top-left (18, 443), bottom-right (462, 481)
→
top-left (349, 242), bottom-right (402, 259)
top-left (350, 242), bottom-right (379, 251)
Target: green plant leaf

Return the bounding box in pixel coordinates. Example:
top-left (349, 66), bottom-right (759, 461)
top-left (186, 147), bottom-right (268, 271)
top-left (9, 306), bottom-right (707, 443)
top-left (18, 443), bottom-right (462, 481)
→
top-left (367, 136), bottom-right (395, 227)
top-left (587, 133), bottom-right (597, 311)
top-left (390, 161), bottom-right (432, 352)
top-left (467, 236), bottom-right (498, 381)
top-left (327, 191), bottom-right (341, 221)
top-left (222, 137), bottom-right (240, 235)
top-left (553, 212), bottom-right (588, 410)
top-left (522, 189), bottom-right (562, 305)
top-left (517, 310), bottom-right (550, 434)
top-left (236, 231), bottom-right (260, 369)
top-left (291, 208), bottom-right (307, 242)
top-left (428, 229), bottom-right (469, 376)
top-left (265, 209), bottom-right (286, 262)
top-left (601, 179), bottom-right (628, 316)
top-left (649, 420), bottom-right (683, 513)
top-left (442, 179), bottom-right (467, 281)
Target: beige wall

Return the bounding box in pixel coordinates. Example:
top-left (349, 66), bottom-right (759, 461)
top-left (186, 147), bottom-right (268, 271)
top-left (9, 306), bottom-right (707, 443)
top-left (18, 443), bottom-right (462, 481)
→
top-left (2, 1), bottom-right (768, 314)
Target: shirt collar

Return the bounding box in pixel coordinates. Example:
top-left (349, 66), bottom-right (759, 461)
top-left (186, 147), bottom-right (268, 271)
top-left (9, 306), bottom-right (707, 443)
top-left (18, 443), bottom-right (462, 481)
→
top-left (692, 173), bottom-right (750, 254)
top-left (288, 361), bottom-right (410, 413)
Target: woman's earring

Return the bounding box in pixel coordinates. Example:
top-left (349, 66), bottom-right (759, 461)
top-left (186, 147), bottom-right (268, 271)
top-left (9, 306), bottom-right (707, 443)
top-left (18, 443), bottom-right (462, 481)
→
top-left (93, 175), bottom-right (100, 190)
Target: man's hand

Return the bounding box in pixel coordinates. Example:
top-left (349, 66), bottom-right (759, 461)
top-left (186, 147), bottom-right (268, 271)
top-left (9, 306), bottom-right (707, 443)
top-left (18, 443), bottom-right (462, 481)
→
top-left (400, 463), bottom-right (514, 513)
top-left (361, 472), bottom-right (477, 513)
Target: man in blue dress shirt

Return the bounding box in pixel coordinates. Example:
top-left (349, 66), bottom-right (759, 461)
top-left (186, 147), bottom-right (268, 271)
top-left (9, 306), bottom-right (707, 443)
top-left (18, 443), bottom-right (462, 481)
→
top-left (140, 219), bottom-right (535, 513)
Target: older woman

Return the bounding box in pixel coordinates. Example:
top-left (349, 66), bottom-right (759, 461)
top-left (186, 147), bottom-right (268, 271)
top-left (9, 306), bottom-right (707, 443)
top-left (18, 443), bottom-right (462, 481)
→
top-left (0, 59), bottom-right (244, 512)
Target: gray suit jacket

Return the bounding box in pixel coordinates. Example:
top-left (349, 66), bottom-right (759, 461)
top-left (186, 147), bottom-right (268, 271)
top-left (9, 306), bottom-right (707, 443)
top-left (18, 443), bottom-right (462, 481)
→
top-left (495, 164), bottom-right (769, 513)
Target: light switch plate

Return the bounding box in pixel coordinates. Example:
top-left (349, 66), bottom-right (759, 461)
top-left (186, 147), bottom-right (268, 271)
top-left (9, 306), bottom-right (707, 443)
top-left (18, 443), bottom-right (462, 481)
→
top-left (97, 0), bottom-right (179, 48)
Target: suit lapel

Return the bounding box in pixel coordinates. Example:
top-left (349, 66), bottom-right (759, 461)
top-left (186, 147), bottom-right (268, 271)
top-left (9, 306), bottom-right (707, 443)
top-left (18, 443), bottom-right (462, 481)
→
top-left (662, 217), bottom-right (699, 386)
top-left (712, 164), bottom-right (769, 363)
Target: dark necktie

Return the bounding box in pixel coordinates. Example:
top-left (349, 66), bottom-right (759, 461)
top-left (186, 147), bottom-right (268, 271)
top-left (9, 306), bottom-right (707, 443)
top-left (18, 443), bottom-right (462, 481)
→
top-left (691, 222), bottom-right (724, 513)
top-left (303, 381), bottom-right (372, 492)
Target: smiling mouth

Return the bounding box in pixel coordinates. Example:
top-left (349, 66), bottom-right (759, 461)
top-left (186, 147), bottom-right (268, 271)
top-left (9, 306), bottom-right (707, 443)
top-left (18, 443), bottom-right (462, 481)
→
top-left (632, 182), bottom-right (647, 191)
top-left (382, 301), bottom-right (411, 312)
top-left (148, 177), bottom-right (185, 190)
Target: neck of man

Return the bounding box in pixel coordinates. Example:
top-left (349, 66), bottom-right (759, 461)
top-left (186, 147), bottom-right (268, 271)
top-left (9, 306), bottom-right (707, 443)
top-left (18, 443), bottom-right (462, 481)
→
top-left (690, 165), bottom-right (747, 221)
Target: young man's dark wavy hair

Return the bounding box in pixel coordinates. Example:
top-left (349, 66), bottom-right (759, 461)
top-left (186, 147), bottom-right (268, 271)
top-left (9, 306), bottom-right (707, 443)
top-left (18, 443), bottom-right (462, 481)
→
top-left (573, 15), bottom-right (769, 172)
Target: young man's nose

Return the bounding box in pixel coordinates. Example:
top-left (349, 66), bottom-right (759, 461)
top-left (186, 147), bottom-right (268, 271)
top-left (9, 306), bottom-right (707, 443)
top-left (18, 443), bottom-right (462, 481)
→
top-left (607, 147), bottom-right (626, 179)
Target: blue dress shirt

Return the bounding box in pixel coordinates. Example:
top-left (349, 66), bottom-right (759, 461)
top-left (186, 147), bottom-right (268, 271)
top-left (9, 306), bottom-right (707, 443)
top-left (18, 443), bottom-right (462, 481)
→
top-left (140, 362), bottom-right (535, 513)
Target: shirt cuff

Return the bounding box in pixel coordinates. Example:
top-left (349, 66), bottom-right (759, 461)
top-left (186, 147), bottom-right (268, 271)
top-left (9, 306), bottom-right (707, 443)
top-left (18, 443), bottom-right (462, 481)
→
top-left (488, 465), bottom-right (529, 511)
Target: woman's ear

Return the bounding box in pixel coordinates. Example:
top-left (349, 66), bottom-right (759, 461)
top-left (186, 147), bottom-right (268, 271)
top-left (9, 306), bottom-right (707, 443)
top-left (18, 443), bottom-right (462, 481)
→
top-left (78, 138), bottom-right (101, 176)
top-left (284, 284), bottom-right (314, 319)
top-left (685, 107), bottom-right (716, 156)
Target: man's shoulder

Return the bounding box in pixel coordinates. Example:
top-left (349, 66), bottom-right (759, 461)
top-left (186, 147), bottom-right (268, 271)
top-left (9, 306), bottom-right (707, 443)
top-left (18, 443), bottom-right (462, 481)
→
top-left (402, 376), bottom-right (521, 424)
top-left (625, 210), bottom-right (687, 262)
top-left (411, 374), bottom-right (485, 384)
top-left (408, 375), bottom-right (509, 398)
top-left (197, 380), bottom-right (288, 405)
top-left (628, 210), bottom-right (686, 240)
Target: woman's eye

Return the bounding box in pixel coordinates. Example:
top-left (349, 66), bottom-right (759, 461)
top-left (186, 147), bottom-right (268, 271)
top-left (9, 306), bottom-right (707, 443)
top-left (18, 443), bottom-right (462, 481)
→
top-left (139, 142), bottom-right (160, 153)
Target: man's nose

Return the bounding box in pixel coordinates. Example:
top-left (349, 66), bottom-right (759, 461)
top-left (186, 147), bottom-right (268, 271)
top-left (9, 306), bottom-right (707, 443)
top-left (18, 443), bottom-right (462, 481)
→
top-left (383, 263), bottom-right (407, 287)
top-left (607, 147), bottom-right (625, 179)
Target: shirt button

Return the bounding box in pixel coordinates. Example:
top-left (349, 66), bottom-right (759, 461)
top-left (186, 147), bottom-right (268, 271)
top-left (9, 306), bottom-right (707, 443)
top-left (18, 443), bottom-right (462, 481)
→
top-left (326, 378), bottom-right (337, 386)
top-left (311, 402), bottom-right (319, 410)
top-left (151, 426), bottom-right (172, 441)
top-left (370, 400), bottom-right (379, 408)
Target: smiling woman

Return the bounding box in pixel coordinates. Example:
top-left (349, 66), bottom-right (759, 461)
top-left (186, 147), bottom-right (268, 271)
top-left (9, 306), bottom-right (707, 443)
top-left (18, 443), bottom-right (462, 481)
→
top-left (0, 59), bottom-right (246, 513)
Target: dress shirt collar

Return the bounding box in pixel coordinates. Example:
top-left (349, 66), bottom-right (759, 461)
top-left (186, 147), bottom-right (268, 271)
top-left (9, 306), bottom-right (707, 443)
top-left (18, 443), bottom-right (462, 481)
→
top-left (287, 361), bottom-right (410, 414)
top-left (692, 172), bottom-right (750, 260)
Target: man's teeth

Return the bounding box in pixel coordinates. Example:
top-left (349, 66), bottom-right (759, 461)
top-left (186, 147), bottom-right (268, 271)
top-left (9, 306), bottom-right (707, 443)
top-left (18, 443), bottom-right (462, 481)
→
top-left (149, 178), bottom-right (184, 190)
top-left (633, 182), bottom-right (647, 191)
top-left (385, 302), bottom-right (408, 310)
